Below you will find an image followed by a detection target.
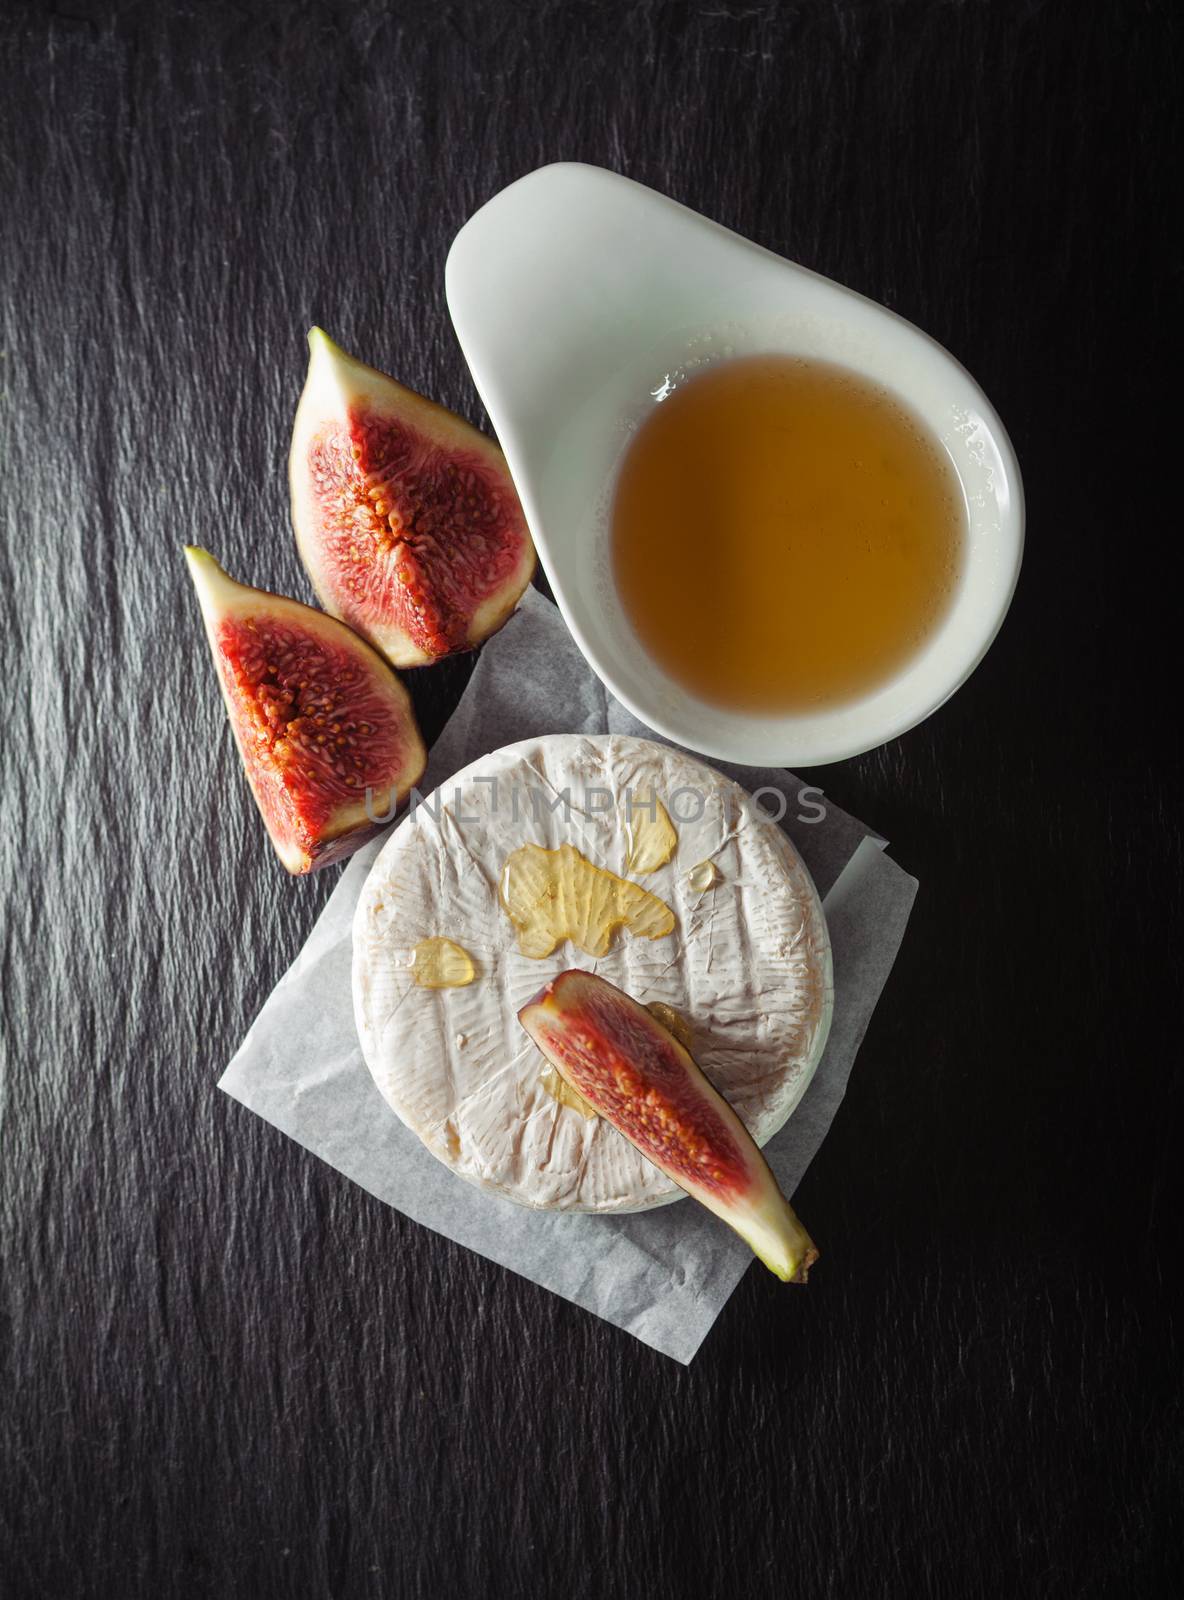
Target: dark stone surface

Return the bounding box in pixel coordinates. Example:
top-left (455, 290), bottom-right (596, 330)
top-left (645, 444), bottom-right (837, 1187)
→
top-left (1, 3), bottom-right (1178, 1596)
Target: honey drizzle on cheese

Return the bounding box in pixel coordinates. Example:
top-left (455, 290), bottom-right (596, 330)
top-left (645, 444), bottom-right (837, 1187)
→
top-left (622, 787), bottom-right (678, 874)
top-left (645, 1001), bottom-right (692, 1049)
top-left (498, 842), bottom-right (675, 959)
top-left (409, 937), bottom-right (476, 988)
top-left (540, 1065), bottom-right (599, 1119)
top-left (687, 859), bottom-right (720, 893)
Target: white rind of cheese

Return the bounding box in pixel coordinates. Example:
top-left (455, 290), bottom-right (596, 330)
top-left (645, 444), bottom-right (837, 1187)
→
top-left (352, 735), bottom-right (833, 1213)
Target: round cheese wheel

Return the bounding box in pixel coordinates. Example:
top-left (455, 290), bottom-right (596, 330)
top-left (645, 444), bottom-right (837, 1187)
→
top-left (353, 734), bottom-right (833, 1212)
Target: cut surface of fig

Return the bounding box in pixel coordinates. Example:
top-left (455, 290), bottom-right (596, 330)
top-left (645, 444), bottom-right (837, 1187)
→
top-left (519, 969), bottom-right (818, 1282)
top-left (184, 548), bottom-right (426, 874)
top-left (290, 328), bottom-right (536, 667)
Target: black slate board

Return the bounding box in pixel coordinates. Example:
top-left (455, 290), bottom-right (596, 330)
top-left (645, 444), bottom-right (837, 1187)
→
top-left (1, 3), bottom-right (1180, 1597)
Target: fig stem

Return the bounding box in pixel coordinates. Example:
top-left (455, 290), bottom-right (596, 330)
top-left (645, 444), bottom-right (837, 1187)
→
top-left (784, 1207), bottom-right (819, 1285)
top-left (745, 1195), bottom-right (819, 1284)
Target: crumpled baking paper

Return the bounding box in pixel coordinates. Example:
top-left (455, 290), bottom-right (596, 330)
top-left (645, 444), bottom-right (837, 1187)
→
top-left (220, 590), bottom-right (917, 1362)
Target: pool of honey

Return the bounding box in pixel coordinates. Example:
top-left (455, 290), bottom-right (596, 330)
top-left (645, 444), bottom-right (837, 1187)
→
top-left (611, 354), bottom-right (965, 712)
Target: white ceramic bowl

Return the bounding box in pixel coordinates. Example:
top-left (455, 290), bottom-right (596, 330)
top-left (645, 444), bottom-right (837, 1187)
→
top-left (446, 163), bottom-right (1023, 767)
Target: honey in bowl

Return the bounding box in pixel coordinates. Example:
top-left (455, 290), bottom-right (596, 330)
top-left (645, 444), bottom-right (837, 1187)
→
top-left (611, 354), bottom-right (965, 712)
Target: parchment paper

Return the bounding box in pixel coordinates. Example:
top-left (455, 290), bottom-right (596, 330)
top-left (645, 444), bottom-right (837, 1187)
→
top-left (220, 590), bottom-right (917, 1363)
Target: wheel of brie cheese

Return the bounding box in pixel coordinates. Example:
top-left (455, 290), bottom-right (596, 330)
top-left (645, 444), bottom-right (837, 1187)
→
top-left (353, 734), bottom-right (833, 1213)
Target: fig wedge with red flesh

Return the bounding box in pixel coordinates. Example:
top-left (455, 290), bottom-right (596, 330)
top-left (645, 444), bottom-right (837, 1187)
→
top-left (289, 328), bottom-right (536, 667)
top-left (519, 970), bottom-right (818, 1282)
top-left (184, 547), bottom-right (426, 874)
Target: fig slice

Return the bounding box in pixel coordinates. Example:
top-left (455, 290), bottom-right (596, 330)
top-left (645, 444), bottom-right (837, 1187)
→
top-left (184, 547), bottom-right (426, 874)
top-left (289, 328), bottom-right (536, 667)
top-left (519, 970), bottom-right (818, 1282)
